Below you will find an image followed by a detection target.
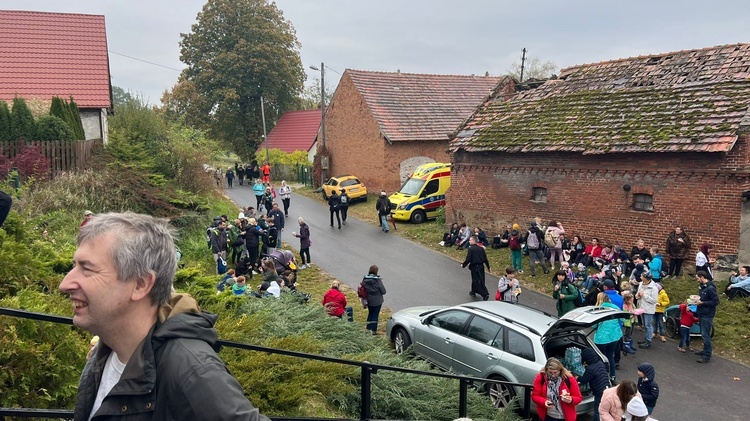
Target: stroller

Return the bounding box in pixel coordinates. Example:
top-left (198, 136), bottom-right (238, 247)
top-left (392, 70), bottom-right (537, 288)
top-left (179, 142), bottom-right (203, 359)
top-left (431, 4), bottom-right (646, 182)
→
top-left (266, 249), bottom-right (297, 273)
top-left (664, 304), bottom-right (715, 339)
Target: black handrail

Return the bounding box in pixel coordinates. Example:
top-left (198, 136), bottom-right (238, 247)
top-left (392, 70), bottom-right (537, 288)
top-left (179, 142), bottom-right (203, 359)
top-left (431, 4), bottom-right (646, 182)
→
top-left (0, 307), bottom-right (533, 420)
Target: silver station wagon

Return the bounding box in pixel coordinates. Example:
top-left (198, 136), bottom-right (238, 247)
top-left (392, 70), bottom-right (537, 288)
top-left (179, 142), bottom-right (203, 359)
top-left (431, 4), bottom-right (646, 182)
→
top-left (386, 302), bottom-right (628, 415)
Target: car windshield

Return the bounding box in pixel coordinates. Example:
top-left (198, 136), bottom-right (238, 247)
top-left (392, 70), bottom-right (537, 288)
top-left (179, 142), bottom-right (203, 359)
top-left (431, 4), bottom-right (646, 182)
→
top-left (341, 179), bottom-right (361, 187)
top-left (399, 178), bottom-right (425, 196)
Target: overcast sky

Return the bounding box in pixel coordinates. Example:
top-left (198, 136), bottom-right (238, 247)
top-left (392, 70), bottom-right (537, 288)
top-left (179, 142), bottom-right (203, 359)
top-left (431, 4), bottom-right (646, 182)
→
top-left (6, 0), bottom-right (750, 104)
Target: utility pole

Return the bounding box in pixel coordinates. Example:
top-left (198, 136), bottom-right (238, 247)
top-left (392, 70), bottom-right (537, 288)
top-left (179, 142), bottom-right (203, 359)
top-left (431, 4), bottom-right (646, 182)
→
top-left (261, 96), bottom-right (268, 163)
top-left (520, 48), bottom-right (527, 82)
top-left (319, 61), bottom-right (326, 186)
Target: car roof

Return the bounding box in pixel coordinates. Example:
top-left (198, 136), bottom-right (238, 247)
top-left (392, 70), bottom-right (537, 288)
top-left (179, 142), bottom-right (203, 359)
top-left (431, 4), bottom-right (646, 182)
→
top-left (331, 175), bottom-right (358, 181)
top-left (457, 301), bottom-right (556, 337)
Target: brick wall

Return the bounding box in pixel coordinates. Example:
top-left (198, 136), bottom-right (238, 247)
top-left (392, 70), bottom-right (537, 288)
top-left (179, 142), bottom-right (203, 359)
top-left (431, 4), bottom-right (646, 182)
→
top-left (324, 73), bottom-right (451, 193)
top-left (445, 134), bottom-right (750, 257)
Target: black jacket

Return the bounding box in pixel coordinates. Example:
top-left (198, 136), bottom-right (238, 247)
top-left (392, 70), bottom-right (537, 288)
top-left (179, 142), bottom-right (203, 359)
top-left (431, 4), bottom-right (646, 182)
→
top-left (328, 192), bottom-right (340, 211)
top-left (363, 274), bottom-right (386, 306)
top-left (578, 348), bottom-right (609, 396)
top-left (75, 294), bottom-right (268, 421)
top-left (462, 244), bottom-right (490, 271)
top-left (376, 196), bottom-right (391, 216)
top-left (210, 227), bottom-right (227, 253)
top-left (697, 281), bottom-right (719, 318)
top-left (637, 363), bottom-right (659, 408)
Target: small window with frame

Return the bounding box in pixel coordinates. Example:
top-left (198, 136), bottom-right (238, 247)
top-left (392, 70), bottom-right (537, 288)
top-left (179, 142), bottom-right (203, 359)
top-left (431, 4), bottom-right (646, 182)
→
top-left (531, 187), bottom-right (547, 203)
top-left (633, 193), bottom-right (653, 212)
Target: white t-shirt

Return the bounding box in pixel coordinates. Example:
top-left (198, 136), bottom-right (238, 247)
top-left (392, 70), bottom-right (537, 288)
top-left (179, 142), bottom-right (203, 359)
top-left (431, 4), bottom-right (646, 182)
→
top-left (88, 351), bottom-right (126, 421)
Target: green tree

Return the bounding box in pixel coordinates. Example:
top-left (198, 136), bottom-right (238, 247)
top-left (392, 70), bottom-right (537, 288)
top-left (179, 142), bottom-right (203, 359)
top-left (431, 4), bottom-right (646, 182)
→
top-left (298, 77), bottom-right (334, 110)
top-left (67, 96), bottom-right (86, 140)
top-left (178, 0), bottom-right (305, 159)
top-left (37, 115), bottom-right (75, 141)
top-left (0, 101), bottom-right (11, 141)
top-left (10, 97), bottom-right (38, 140)
top-left (508, 57), bottom-right (559, 81)
top-left (112, 85), bottom-right (135, 108)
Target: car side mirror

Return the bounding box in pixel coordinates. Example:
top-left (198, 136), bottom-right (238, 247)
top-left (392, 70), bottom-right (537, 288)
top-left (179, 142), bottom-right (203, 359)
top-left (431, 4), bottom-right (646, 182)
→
top-left (422, 317), bottom-right (431, 326)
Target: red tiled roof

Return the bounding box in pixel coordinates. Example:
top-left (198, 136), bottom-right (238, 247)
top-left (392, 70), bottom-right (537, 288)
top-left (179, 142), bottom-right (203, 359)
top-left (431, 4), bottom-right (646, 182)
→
top-left (260, 109), bottom-right (321, 153)
top-left (452, 43), bottom-right (750, 154)
top-left (0, 10), bottom-right (111, 108)
top-left (346, 69), bottom-right (501, 142)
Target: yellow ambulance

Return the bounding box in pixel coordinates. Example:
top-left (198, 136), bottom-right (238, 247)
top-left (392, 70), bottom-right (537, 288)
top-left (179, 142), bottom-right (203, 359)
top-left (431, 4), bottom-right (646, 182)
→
top-left (389, 162), bottom-right (451, 223)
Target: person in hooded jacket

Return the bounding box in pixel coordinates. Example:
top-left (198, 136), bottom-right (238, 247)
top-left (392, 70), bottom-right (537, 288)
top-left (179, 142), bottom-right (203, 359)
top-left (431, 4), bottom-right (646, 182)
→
top-left (578, 348), bottom-right (610, 421)
top-left (636, 363), bottom-right (659, 415)
top-left (526, 221), bottom-right (549, 276)
top-left (328, 190), bottom-right (341, 229)
top-left (665, 226), bottom-right (691, 278)
top-left (594, 293), bottom-right (624, 381)
top-left (59, 212), bottom-right (268, 421)
top-left (552, 270), bottom-right (578, 316)
top-left (252, 179), bottom-right (266, 211)
top-left (362, 265), bottom-right (386, 334)
top-left (338, 189), bottom-right (350, 225)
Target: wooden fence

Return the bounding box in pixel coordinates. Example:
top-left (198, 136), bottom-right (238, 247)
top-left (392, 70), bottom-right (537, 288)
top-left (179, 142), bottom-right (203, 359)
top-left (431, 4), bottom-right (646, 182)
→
top-left (0, 139), bottom-right (102, 175)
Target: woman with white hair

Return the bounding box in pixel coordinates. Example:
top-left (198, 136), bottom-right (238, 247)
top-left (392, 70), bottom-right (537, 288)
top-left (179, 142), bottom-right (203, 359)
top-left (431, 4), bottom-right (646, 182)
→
top-left (292, 217), bottom-right (311, 269)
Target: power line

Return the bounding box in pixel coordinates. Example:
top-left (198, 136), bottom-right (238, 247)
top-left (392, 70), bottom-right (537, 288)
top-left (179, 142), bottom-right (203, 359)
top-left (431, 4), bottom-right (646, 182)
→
top-left (108, 50), bottom-right (183, 72)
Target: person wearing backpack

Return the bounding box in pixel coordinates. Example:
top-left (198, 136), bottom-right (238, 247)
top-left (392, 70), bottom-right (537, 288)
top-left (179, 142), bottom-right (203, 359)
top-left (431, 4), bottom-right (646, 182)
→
top-left (328, 190), bottom-right (341, 229)
top-left (545, 220), bottom-right (565, 270)
top-left (339, 189), bottom-right (350, 226)
top-left (525, 221), bottom-right (549, 277)
top-left (553, 270), bottom-right (579, 316)
top-left (509, 224), bottom-right (523, 273)
top-left (375, 191), bottom-right (392, 233)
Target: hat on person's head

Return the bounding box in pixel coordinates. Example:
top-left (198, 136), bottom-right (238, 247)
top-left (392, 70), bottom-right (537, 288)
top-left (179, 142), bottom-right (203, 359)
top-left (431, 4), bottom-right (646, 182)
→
top-left (602, 279), bottom-right (615, 289)
top-left (84, 210), bottom-right (94, 216)
top-left (530, 221), bottom-right (537, 227)
top-left (512, 223), bottom-right (519, 230)
top-left (626, 396), bottom-right (649, 418)
top-left (642, 271), bottom-right (652, 280)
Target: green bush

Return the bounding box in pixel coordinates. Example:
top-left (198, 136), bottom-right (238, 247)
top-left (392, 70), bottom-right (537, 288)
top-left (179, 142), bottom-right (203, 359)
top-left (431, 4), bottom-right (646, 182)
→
top-left (0, 101), bottom-right (11, 141)
top-left (10, 97), bottom-right (37, 140)
top-left (37, 115), bottom-right (75, 141)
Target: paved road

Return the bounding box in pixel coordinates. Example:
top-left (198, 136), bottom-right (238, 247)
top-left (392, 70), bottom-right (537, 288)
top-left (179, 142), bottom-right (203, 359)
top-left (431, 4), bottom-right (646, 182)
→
top-left (224, 185), bottom-right (748, 421)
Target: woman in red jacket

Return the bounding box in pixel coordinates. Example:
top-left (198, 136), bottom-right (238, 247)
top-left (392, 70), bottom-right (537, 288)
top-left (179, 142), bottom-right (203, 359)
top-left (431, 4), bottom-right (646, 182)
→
top-left (322, 280), bottom-right (353, 322)
top-left (532, 357), bottom-right (583, 421)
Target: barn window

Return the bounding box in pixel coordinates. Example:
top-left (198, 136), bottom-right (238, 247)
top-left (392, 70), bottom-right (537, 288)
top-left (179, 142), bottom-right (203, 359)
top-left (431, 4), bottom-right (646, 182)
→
top-left (532, 187), bottom-right (547, 203)
top-left (633, 193), bottom-right (653, 212)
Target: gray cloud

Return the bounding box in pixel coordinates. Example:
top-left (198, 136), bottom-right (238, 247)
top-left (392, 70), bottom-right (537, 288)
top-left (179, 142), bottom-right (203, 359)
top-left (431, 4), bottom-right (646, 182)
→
top-left (5, 0), bottom-right (750, 104)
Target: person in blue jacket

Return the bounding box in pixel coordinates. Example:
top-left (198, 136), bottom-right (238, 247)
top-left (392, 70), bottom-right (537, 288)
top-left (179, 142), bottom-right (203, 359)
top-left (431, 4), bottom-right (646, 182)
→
top-left (648, 247), bottom-right (663, 282)
top-left (636, 362), bottom-right (659, 414)
top-left (594, 293), bottom-right (623, 382)
top-left (578, 348), bottom-right (610, 421)
top-left (725, 265), bottom-right (750, 300)
top-left (252, 179), bottom-right (266, 211)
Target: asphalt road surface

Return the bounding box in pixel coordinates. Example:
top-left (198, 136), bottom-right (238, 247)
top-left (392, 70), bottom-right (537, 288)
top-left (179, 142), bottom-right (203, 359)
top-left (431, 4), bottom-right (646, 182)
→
top-left (224, 185), bottom-right (748, 421)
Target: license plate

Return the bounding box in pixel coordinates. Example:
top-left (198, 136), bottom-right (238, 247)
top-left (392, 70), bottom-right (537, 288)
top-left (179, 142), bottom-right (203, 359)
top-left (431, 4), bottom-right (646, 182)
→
top-left (349, 188), bottom-right (359, 192)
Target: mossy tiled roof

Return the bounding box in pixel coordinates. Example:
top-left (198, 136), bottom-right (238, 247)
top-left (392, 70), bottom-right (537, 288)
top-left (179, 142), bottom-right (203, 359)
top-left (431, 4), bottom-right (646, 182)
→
top-left (451, 44), bottom-right (750, 154)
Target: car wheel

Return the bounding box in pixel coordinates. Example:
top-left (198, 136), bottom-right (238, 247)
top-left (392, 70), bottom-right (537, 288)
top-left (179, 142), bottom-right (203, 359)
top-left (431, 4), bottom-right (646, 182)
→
top-left (321, 191), bottom-right (328, 201)
top-left (393, 328), bottom-right (411, 355)
top-left (665, 318), bottom-right (678, 339)
top-left (487, 376), bottom-right (515, 410)
top-left (410, 210), bottom-right (426, 224)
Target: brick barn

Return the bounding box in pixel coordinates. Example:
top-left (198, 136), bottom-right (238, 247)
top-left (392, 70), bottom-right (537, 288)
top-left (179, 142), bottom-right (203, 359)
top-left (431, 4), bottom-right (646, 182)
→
top-left (323, 69), bottom-right (500, 192)
top-left (447, 44), bottom-right (750, 265)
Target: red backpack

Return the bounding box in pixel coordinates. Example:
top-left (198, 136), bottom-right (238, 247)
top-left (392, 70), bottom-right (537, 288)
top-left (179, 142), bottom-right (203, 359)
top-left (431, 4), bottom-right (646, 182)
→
top-left (509, 234), bottom-right (520, 250)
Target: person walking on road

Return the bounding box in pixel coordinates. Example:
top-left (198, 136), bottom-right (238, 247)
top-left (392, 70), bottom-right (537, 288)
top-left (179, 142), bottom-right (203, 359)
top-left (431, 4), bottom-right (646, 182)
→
top-left (292, 217), bottom-right (311, 269)
top-left (253, 179), bottom-right (265, 211)
top-left (376, 191), bottom-right (392, 233)
top-left (339, 189), bottom-right (350, 225)
top-left (461, 236), bottom-right (491, 300)
top-left (225, 168), bottom-right (235, 188)
top-left (363, 265), bottom-right (386, 334)
top-left (279, 181), bottom-right (292, 217)
top-left (328, 190), bottom-right (342, 229)
top-left (695, 270), bottom-right (719, 363)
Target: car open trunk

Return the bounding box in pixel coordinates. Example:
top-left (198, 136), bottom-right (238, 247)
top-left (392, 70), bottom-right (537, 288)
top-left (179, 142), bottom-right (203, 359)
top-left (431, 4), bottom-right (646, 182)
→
top-left (543, 332), bottom-right (605, 399)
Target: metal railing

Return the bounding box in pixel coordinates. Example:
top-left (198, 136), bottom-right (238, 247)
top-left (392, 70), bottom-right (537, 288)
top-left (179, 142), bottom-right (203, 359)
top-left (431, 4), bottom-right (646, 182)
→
top-left (0, 307), bottom-right (533, 420)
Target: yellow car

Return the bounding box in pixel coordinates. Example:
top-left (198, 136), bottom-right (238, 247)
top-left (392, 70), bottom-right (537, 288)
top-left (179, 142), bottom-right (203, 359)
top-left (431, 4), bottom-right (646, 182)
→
top-left (322, 175), bottom-right (368, 202)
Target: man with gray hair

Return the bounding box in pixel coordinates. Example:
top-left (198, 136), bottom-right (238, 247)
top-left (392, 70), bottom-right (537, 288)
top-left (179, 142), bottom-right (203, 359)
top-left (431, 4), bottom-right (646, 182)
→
top-left (59, 212), bottom-right (267, 420)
